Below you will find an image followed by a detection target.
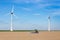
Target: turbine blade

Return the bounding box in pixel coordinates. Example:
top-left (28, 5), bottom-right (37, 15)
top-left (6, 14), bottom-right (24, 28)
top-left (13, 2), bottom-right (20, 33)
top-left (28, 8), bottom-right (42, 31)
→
top-left (11, 5), bottom-right (14, 13)
top-left (13, 14), bottom-right (18, 18)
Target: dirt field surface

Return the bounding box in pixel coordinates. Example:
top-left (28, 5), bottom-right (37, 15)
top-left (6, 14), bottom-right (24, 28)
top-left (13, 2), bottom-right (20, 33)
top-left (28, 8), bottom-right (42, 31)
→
top-left (0, 32), bottom-right (60, 40)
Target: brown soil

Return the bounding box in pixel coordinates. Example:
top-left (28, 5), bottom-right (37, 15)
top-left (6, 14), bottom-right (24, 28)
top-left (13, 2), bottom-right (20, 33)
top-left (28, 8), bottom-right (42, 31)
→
top-left (0, 32), bottom-right (60, 40)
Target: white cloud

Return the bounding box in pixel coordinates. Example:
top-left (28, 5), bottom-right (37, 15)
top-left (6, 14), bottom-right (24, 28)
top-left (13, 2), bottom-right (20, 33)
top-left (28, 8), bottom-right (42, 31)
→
top-left (22, 7), bottom-right (32, 11)
top-left (52, 10), bottom-right (60, 16)
top-left (13, 0), bottom-right (60, 10)
top-left (46, 10), bottom-right (60, 17)
top-left (36, 3), bottom-right (51, 9)
top-left (33, 13), bottom-right (40, 16)
top-left (13, 0), bottom-right (42, 3)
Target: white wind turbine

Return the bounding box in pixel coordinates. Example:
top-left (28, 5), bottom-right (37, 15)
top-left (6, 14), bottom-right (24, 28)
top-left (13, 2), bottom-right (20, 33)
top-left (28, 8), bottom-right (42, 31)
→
top-left (7, 5), bottom-right (17, 31)
top-left (10, 5), bottom-right (14, 31)
top-left (4, 5), bottom-right (18, 31)
top-left (48, 16), bottom-right (51, 32)
top-left (10, 5), bottom-right (17, 31)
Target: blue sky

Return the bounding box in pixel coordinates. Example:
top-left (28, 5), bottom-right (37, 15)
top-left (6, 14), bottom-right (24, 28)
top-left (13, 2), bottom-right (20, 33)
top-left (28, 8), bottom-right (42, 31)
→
top-left (0, 0), bottom-right (60, 30)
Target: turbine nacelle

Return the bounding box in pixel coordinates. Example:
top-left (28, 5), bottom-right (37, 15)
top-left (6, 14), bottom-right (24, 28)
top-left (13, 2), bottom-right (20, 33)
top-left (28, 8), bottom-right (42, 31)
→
top-left (11, 13), bottom-right (13, 14)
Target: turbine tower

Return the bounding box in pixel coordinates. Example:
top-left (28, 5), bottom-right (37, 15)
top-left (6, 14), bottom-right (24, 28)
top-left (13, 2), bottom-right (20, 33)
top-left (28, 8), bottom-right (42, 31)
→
top-left (10, 5), bottom-right (14, 31)
top-left (48, 16), bottom-right (51, 32)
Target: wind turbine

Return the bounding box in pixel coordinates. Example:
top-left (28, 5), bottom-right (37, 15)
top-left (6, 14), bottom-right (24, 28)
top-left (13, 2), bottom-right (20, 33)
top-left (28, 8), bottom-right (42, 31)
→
top-left (10, 5), bottom-right (14, 31)
top-left (48, 16), bottom-right (51, 32)
top-left (4, 5), bottom-right (17, 31)
top-left (10, 5), bottom-right (17, 31)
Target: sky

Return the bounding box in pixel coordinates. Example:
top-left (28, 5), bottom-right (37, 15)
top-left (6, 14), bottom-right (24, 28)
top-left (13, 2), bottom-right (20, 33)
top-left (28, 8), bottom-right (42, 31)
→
top-left (0, 0), bottom-right (60, 30)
